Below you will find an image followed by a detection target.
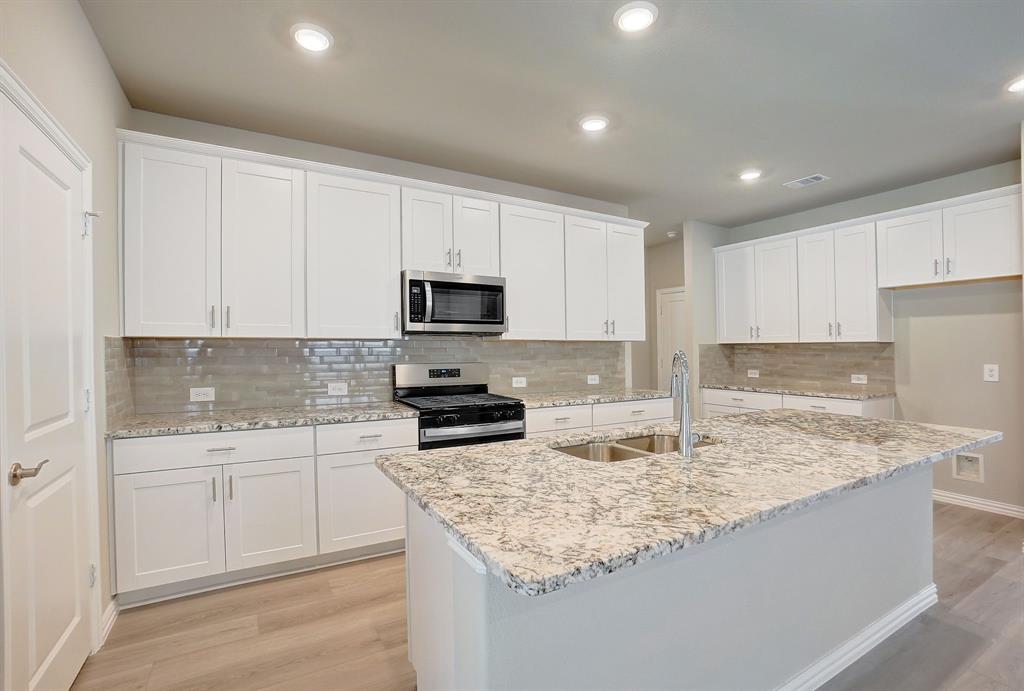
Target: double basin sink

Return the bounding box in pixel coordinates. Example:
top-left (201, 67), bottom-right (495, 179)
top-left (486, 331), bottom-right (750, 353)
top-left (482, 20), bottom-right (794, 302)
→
top-left (556, 434), bottom-right (721, 462)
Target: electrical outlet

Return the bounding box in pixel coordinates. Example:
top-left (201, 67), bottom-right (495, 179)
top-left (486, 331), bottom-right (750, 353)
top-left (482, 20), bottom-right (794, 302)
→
top-left (953, 452), bottom-right (984, 483)
top-left (747, 369), bottom-right (759, 378)
top-left (512, 377), bottom-right (527, 388)
top-left (189, 387), bottom-right (215, 402)
top-left (850, 374), bottom-right (868, 385)
top-left (587, 374), bottom-right (600, 385)
top-left (983, 364), bottom-right (999, 382)
top-left (327, 381), bottom-right (349, 396)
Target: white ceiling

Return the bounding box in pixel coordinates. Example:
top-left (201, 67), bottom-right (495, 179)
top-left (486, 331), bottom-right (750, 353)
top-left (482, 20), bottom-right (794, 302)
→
top-left (82, 0), bottom-right (1024, 243)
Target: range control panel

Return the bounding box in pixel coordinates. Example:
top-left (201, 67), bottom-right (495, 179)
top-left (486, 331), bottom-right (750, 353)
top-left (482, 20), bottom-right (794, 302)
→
top-left (429, 368), bottom-right (462, 379)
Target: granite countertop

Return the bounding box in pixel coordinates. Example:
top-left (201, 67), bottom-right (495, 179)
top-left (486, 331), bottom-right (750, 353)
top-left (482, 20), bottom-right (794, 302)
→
top-left (377, 409), bottom-right (999, 597)
top-left (520, 389), bottom-right (671, 408)
top-left (702, 383), bottom-right (895, 401)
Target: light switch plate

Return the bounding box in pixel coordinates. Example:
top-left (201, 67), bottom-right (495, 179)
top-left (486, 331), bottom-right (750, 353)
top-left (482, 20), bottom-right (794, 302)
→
top-left (512, 377), bottom-right (527, 388)
top-left (747, 369), bottom-right (759, 378)
top-left (850, 374), bottom-right (868, 384)
top-left (587, 374), bottom-right (600, 385)
top-left (983, 364), bottom-right (999, 382)
top-left (327, 381), bottom-right (349, 396)
top-left (189, 386), bottom-right (215, 402)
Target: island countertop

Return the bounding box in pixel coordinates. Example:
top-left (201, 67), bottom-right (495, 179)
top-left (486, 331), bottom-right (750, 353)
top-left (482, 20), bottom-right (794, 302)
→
top-left (376, 409), bottom-right (999, 597)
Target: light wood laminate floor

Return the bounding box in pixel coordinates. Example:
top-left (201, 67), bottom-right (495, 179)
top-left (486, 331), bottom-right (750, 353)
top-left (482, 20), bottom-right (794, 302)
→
top-left (74, 503), bottom-right (1022, 691)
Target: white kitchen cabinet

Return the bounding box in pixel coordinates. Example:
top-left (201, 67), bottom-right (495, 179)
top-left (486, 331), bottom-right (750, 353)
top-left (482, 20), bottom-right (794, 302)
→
top-left (317, 447), bottom-right (412, 554)
top-left (701, 388), bottom-right (783, 411)
top-left (592, 399), bottom-right (675, 427)
top-left (500, 203), bottom-right (565, 340)
top-left (753, 237), bottom-right (799, 342)
top-left (221, 159), bottom-right (305, 337)
top-left (782, 394), bottom-right (894, 419)
top-left (453, 196), bottom-right (500, 276)
top-left (702, 403), bottom-right (740, 418)
top-left (797, 231), bottom-right (836, 342)
top-left (876, 210), bottom-right (944, 287)
top-left (715, 245), bottom-right (756, 343)
top-left (307, 172), bottom-right (402, 338)
top-left (526, 404), bottom-right (594, 436)
top-left (606, 223), bottom-right (646, 341)
top-left (402, 187), bottom-right (453, 273)
top-left (114, 466), bottom-right (225, 591)
top-left (942, 194), bottom-right (1022, 282)
top-left (123, 143), bottom-right (221, 336)
top-left (564, 216), bottom-right (609, 340)
top-left (223, 457), bottom-right (318, 571)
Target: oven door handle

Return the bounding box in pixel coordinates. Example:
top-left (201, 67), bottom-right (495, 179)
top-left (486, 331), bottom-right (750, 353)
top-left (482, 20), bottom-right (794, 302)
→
top-left (420, 420), bottom-right (524, 442)
top-left (423, 281), bottom-right (433, 323)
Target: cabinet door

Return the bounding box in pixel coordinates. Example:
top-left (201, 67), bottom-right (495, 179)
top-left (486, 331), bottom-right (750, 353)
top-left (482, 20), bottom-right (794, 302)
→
top-left (307, 173), bottom-right (402, 338)
top-left (876, 210), bottom-right (943, 287)
top-left (222, 159), bottom-right (305, 337)
top-left (114, 466), bottom-right (225, 592)
top-left (453, 196), bottom-right (500, 275)
top-left (499, 204), bottom-right (565, 340)
top-left (317, 448), bottom-right (412, 554)
top-left (564, 215), bottom-right (609, 340)
top-left (224, 457), bottom-right (317, 571)
top-left (123, 143), bottom-right (221, 336)
top-left (834, 222), bottom-right (880, 342)
top-left (715, 245), bottom-right (755, 343)
top-left (402, 187), bottom-right (453, 273)
top-left (606, 223), bottom-right (646, 341)
top-left (797, 231), bottom-right (836, 342)
top-left (754, 237), bottom-right (799, 342)
top-left (942, 193), bottom-right (1022, 282)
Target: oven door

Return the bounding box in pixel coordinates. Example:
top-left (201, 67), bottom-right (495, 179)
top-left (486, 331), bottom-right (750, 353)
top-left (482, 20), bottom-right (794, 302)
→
top-left (419, 420), bottom-right (525, 450)
top-left (404, 270), bottom-right (506, 334)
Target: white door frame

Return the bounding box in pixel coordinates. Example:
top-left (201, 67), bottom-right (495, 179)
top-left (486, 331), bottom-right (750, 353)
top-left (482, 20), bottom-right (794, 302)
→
top-left (0, 58), bottom-right (104, 686)
top-left (655, 286), bottom-right (687, 387)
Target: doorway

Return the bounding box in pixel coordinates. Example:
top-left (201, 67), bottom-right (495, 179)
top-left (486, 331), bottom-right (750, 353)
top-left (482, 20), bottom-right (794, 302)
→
top-left (655, 287), bottom-right (688, 391)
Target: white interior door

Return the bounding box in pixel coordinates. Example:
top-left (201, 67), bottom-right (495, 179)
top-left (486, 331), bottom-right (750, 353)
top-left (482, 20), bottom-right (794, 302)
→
top-left (753, 237), bottom-right (799, 342)
top-left (401, 187), bottom-right (453, 273)
top-left (452, 196), bottom-right (500, 275)
top-left (606, 223), bottom-right (646, 341)
top-left (797, 231), bottom-right (836, 342)
top-left (564, 215), bottom-right (608, 340)
top-left (499, 204), bottom-right (565, 340)
top-left (833, 222), bottom-right (879, 341)
top-left (715, 245), bottom-right (755, 343)
top-left (656, 288), bottom-right (688, 390)
top-left (1, 96), bottom-right (93, 691)
top-left (221, 159), bottom-right (305, 336)
top-left (942, 194), bottom-right (1022, 282)
top-left (875, 210), bottom-right (943, 287)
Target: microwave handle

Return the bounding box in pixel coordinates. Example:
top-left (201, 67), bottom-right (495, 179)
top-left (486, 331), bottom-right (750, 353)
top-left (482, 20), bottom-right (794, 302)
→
top-left (423, 281), bottom-right (433, 323)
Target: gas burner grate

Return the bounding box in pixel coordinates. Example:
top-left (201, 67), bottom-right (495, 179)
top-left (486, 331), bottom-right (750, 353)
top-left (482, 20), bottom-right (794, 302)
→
top-left (397, 393), bottom-right (521, 410)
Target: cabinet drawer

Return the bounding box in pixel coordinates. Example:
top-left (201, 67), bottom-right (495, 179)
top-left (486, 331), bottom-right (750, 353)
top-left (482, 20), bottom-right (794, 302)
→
top-left (701, 388), bottom-right (782, 410)
top-left (592, 398), bottom-right (673, 426)
top-left (316, 419), bottom-right (418, 455)
top-left (703, 403), bottom-right (740, 418)
top-left (113, 427), bottom-right (315, 475)
top-left (526, 405), bottom-right (593, 434)
top-left (782, 395), bottom-right (863, 416)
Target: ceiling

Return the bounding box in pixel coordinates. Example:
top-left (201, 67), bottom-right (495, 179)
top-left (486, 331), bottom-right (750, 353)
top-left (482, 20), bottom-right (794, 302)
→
top-left (82, 0), bottom-right (1024, 244)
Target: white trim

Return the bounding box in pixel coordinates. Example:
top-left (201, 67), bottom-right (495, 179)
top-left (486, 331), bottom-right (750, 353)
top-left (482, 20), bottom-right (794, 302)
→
top-left (715, 184), bottom-right (1022, 251)
top-left (933, 489), bottom-right (1024, 520)
top-left (655, 286), bottom-right (687, 387)
top-left (777, 583), bottom-right (938, 691)
top-left (115, 129), bottom-right (647, 231)
top-left (96, 601), bottom-right (118, 651)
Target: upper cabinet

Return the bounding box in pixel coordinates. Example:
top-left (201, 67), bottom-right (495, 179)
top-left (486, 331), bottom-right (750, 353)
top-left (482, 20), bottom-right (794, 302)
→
top-left (123, 143), bottom-right (221, 336)
top-left (500, 204), bottom-right (565, 340)
top-left (753, 238), bottom-right (799, 342)
top-left (877, 192), bottom-right (1021, 287)
top-left (306, 172), bottom-right (402, 339)
top-left (605, 224), bottom-right (646, 341)
top-left (401, 188), bottom-right (500, 276)
top-left (715, 245), bottom-right (756, 343)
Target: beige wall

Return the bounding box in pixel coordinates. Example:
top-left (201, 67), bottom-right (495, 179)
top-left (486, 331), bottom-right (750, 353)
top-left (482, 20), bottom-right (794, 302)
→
top-left (632, 238), bottom-right (684, 389)
top-left (0, 0), bottom-right (131, 602)
top-left (683, 220), bottom-right (727, 408)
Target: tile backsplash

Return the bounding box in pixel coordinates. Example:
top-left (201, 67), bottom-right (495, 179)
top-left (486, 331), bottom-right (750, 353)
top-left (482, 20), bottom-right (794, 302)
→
top-left (699, 343), bottom-right (895, 394)
top-left (108, 336), bottom-right (626, 416)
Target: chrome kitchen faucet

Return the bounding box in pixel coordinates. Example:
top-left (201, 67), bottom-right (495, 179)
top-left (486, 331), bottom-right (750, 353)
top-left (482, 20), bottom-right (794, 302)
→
top-left (670, 350), bottom-right (700, 458)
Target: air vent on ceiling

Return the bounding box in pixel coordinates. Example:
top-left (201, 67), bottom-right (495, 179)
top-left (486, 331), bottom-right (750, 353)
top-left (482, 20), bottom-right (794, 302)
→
top-left (783, 174), bottom-right (830, 190)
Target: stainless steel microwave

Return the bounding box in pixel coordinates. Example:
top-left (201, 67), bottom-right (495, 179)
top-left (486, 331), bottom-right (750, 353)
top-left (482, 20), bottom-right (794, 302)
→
top-left (402, 270), bottom-right (507, 334)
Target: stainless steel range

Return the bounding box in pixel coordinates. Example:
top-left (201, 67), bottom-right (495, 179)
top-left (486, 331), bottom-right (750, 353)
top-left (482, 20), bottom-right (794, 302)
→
top-left (393, 363), bottom-right (525, 450)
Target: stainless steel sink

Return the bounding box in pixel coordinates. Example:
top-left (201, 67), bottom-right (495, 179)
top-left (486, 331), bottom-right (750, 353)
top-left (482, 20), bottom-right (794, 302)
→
top-left (617, 434), bottom-right (723, 454)
top-left (555, 442), bottom-right (651, 462)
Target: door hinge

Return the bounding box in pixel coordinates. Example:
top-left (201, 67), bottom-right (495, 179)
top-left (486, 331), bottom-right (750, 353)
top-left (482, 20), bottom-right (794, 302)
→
top-left (82, 210), bottom-right (100, 238)
top-left (88, 563), bottom-right (97, 588)
top-left (84, 387), bottom-right (92, 413)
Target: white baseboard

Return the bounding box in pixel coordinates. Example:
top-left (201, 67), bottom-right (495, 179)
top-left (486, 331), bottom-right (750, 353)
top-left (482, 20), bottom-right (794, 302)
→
top-left (96, 599), bottom-right (119, 651)
top-left (933, 489), bottom-right (1024, 520)
top-left (777, 583), bottom-right (938, 691)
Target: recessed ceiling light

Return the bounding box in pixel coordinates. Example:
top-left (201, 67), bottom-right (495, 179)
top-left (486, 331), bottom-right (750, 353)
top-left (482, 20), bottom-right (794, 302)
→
top-left (614, 1), bottom-right (659, 33)
top-left (739, 169), bottom-right (763, 182)
top-left (292, 23), bottom-right (333, 52)
top-left (1008, 77), bottom-right (1024, 93)
top-left (579, 115), bottom-right (609, 132)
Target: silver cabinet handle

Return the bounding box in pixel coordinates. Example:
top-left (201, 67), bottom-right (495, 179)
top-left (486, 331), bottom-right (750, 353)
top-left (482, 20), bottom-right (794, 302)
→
top-left (749, 325), bottom-right (754, 339)
top-left (828, 322), bottom-right (833, 337)
top-left (211, 477), bottom-right (217, 502)
top-left (446, 248), bottom-right (452, 268)
top-left (611, 320), bottom-right (616, 335)
top-left (359, 433), bottom-right (383, 440)
top-left (206, 446), bottom-right (236, 453)
top-left (226, 305), bottom-right (231, 329)
top-left (945, 257), bottom-right (952, 275)
top-left (456, 249), bottom-right (462, 270)
top-left (810, 405), bottom-right (827, 410)
top-left (394, 311), bottom-right (400, 331)
top-left (836, 322), bottom-right (842, 338)
top-left (934, 258), bottom-right (940, 276)
top-left (554, 416), bottom-right (572, 422)
top-left (730, 397), bottom-right (744, 402)
top-left (228, 475), bottom-right (234, 500)
top-left (756, 325), bottom-right (761, 338)
top-left (631, 409), bottom-right (646, 415)
top-left (8, 459), bottom-right (49, 486)
top-left (604, 320), bottom-right (609, 335)
top-left (210, 305), bottom-right (216, 329)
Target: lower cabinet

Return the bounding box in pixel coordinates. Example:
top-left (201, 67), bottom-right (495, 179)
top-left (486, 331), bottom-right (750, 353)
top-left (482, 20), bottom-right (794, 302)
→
top-left (700, 387), bottom-right (894, 419)
top-left (525, 399), bottom-right (675, 437)
top-left (317, 447), bottom-right (414, 554)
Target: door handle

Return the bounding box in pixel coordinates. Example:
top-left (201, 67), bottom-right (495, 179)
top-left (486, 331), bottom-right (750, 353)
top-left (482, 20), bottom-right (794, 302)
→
top-left (8, 459), bottom-right (49, 486)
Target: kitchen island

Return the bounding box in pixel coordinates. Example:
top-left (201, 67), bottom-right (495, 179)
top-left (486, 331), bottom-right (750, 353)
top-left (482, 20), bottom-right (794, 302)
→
top-left (377, 410), bottom-right (1000, 691)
